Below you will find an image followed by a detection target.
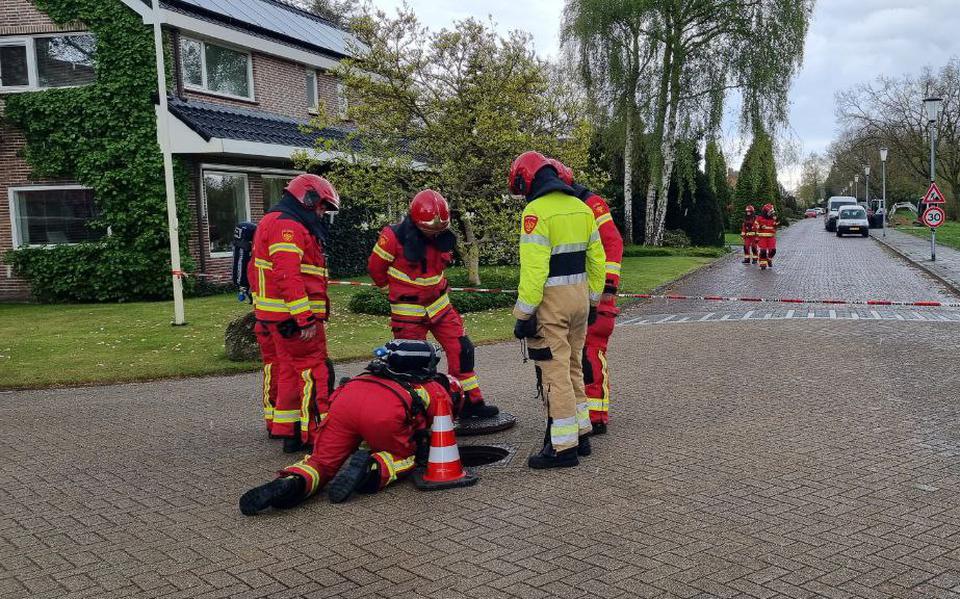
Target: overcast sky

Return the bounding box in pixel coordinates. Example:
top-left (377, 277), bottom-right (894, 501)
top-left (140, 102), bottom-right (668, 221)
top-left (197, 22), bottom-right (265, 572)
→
top-left (373, 0), bottom-right (960, 189)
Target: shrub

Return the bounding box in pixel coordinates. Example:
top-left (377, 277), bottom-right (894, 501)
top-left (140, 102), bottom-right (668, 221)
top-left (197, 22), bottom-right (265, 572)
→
top-left (661, 230), bottom-right (691, 248)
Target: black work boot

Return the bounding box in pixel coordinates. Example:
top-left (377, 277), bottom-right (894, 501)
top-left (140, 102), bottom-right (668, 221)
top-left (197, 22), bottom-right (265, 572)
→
top-left (528, 445), bottom-right (579, 469)
top-left (239, 475), bottom-right (306, 516)
top-left (592, 422), bottom-right (607, 436)
top-left (577, 434), bottom-right (592, 457)
top-left (742, 257), bottom-right (750, 264)
top-left (283, 436), bottom-right (305, 454)
top-left (459, 401), bottom-right (500, 419)
top-left (327, 450), bottom-right (379, 503)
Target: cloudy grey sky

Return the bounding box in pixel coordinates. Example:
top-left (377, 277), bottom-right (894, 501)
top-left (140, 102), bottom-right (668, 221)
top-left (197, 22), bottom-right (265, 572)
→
top-left (374, 0), bottom-right (960, 189)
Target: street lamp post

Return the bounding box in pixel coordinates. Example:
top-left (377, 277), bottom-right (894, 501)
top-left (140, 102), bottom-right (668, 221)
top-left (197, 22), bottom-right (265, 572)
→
top-left (924, 96), bottom-right (943, 261)
top-left (864, 164), bottom-right (870, 205)
top-left (880, 147), bottom-right (888, 237)
top-left (854, 174), bottom-right (859, 201)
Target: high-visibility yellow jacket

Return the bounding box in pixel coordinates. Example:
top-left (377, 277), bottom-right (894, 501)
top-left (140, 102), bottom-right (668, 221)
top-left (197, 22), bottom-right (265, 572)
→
top-left (514, 190), bottom-right (606, 318)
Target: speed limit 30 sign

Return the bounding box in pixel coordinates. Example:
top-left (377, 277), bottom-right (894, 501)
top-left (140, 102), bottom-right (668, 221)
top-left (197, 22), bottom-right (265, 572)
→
top-left (922, 205), bottom-right (946, 228)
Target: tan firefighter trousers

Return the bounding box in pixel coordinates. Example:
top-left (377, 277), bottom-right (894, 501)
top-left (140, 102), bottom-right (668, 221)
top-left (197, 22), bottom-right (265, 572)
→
top-left (526, 283), bottom-right (592, 452)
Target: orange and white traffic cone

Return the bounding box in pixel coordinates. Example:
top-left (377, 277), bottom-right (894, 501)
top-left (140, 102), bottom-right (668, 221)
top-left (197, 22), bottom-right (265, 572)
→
top-left (413, 396), bottom-right (479, 491)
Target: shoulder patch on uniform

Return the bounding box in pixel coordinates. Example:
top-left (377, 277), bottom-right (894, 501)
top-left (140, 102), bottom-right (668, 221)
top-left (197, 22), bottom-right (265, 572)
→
top-left (523, 215), bottom-right (539, 234)
top-left (378, 233), bottom-right (390, 247)
top-left (592, 202), bottom-right (608, 215)
top-left (281, 229), bottom-right (295, 242)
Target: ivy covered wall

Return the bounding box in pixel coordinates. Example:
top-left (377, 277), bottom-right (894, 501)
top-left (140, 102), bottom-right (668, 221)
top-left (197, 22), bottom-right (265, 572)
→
top-left (4, 0), bottom-right (192, 302)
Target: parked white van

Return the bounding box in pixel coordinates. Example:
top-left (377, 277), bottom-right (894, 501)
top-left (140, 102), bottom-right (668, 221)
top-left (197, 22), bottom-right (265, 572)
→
top-left (824, 196), bottom-right (859, 232)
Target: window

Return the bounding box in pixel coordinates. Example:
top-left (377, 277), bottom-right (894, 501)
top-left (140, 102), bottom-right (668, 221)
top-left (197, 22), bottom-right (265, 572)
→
top-left (203, 172), bottom-right (250, 255)
top-left (11, 187), bottom-right (102, 247)
top-left (336, 80), bottom-right (349, 119)
top-left (262, 175), bottom-right (294, 211)
top-left (305, 69), bottom-right (318, 113)
top-left (0, 34), bottom-right (96, 90)
top-left (180, 36), bottom-right (253, 100)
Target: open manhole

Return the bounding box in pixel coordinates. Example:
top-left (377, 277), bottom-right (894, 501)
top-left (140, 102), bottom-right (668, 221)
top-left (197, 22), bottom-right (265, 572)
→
top-left (459, 444), bottom-right (514, 468)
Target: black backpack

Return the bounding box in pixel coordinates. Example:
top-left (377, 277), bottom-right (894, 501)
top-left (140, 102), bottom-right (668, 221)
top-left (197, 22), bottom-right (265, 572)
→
top-left (232, 222), bottom-right (257, 302)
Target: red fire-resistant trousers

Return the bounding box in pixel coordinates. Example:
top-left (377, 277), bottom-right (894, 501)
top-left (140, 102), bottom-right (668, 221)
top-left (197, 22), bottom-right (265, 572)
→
top-left (758, 237), bottom-right (777, 266)
top-left (391, 308), bottom-right (484, 404)
top-left (583, 299), bottom-right (619, 425)
top-left (255, 321), bottom-right (284, 433)
top-left (263, 321), bottom-right (330, 442)
top-left (280, 378), bottom-right (446, 497)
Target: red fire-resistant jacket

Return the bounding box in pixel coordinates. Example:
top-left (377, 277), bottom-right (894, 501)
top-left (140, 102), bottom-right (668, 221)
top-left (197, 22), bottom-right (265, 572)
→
top-left (583, 193), bottom-right (624, 289)
top-left (368, 225), bottom-right (453, 321)
top-left (755, 214), bottom-right (777, 241)
top-left (249, 212), bottom-right (329, 327)
top-left (741, 215), bottom-right (758, 238)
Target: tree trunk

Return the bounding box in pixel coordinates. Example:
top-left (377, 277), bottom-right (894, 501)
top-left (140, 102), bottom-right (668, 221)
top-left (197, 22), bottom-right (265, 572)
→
top-left (623, 117), bottom-right (634, 245)
top-left (644, 43), bottom-right (674, 245)
top-left (459, 218), bottom-right (481, 285)
top-left (652, 48), bottom-right (684, 246)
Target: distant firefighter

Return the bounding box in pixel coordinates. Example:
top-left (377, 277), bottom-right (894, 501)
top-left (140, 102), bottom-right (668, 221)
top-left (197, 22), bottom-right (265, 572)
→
top-left (756, 203), bottom-right (778, 269)
top-left (741, 205), bottom-right (758, 265)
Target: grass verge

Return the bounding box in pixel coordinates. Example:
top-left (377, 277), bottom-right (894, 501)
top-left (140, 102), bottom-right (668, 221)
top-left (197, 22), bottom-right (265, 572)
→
top-left (0, 255), bottom-right (718, 389)
top-left (898, 221), bottom-right (960, 251)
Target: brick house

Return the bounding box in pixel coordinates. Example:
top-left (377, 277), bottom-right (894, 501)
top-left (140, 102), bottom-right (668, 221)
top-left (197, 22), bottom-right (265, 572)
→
top-left (0, 0), bottom-right (360, 300)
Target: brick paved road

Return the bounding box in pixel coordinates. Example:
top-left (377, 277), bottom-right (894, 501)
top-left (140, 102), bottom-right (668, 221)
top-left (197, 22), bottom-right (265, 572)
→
top-left (871, 227), bottom-right (960, 295)
top-left (4, 218), bottom-right (960, 599)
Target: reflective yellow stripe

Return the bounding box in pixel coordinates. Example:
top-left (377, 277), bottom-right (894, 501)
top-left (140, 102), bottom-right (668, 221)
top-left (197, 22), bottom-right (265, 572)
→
top-left (269, 242), bottom-right (303, 256)
top-left (605, 262), bottom-right (621, 275)
top-left (254, 258), bottom-right (273, 269)
top-left (595, 213), bottom-right (613, 226)
top-left (599, 350), bottom-right (610, 405)
top-left (387, 267), bottom-right (445, 287)
top-left (287, 296), bottom-right (310, 315)
top-left (262, 364), bottom-right (273, 422)
top-left (374, 451), bottom-right (416, 485)
top-left (757, 232), bottom-right (774, 237)
top-left (254, 296), bottom-right (290, 313)
top-left (310, 300), bottom-right (327, 316)
top-left (415, 386), bottom-right (431, 410)
top-left (273, 409), bottom-right (301, 424)
top-left (373, 244), bottom-right (394, 261)
top-left (459, 374), bottom-right (479, 391)
top-left (300, 264), bottom-right (328, 277)
top-left (300, 370), bottom-right (314, 433)
top-left (425, 294), bottom-right (451, 319)
top-left (391, 303), bottom-right (428, 318)
top-left (287, 459), bottom-right (321, 495)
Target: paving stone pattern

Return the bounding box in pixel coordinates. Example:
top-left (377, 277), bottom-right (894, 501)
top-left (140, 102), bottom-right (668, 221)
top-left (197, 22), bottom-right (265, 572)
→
top-left (4, 219), bottom-right (960, 598)
top-left (871, 228), bottom-right (960, 295)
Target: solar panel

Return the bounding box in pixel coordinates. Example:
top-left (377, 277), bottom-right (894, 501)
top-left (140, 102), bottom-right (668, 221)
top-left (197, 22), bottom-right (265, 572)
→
top-left (170, 0), bottom-right (361, 57)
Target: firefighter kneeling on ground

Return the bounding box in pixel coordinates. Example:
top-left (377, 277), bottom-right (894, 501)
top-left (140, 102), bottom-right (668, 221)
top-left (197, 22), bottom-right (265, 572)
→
top-left (548, 158), bottom-right (623, 435)
top-left (741, 205), bottom-right (758, 265)
top-left (368, 189), bottom-right (499, 420)
top-left (250, 174), bottom-right (338, 453)
top-left (756, 202), bottom-right (778, 269)
top-left (239, 340), bottom-right (465, 514)
top-left (509, 151), bottom-right (606, 469)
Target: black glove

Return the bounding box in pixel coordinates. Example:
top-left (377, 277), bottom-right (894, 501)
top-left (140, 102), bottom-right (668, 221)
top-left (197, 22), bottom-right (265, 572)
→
top-left (588, 306), bottom-right (598, 325)
top-left (514, 316), bottom-right (538, 339)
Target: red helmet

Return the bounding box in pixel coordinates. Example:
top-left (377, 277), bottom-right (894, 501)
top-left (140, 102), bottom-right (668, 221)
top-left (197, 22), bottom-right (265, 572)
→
top-left (285, 174), bottom-right (340, 211)
top-left (745, 205), bottom-right (755, 214)
top-left (410, 189), bottom-right (451, 234)
top-left (548, 158), bottom-right (574, 186)
top-left (508, 151), bottom-right (551, 196)
top-left (762, 203), bottom-right (775, 213)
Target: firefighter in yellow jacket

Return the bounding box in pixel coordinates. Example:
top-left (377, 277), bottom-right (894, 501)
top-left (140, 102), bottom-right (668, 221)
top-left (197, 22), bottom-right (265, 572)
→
top-left (508, 151), bottom-right (606, 469)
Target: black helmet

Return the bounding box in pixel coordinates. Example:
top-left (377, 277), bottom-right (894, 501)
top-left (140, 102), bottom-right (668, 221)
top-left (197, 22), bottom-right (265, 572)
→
top-left (367, 339), bottom-right (439, 381)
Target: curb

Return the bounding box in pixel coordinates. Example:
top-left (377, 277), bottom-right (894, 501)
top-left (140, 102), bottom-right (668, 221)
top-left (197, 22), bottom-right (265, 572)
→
top-left (870, 232), bottom-right (960, 298)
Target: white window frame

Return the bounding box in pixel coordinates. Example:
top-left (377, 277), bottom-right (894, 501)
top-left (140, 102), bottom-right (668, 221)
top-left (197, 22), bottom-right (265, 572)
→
top-left (201, 170), bottom-right (251, 258)
top-left (0, 33), bottom-right (97, 93)
top-left (261, 173), bottom-right (297, 212)
top-left (8, 184), bottom-right (98, 248)
top-left (181, 35), bottom-right (256, 102)
top-left (306, 68), bottom-right (319, 114)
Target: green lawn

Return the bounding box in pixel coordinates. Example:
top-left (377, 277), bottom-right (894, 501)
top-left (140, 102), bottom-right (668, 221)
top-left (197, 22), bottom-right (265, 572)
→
top-left (0, 255), bottom-right (717, 389)
top-left (898, 221), bottom-right (960, 251)
top-left (724, 232), bottom-right (743, 247)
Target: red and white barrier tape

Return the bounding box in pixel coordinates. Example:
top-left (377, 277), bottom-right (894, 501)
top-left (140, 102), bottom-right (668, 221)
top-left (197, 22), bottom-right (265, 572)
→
top-left (190, 273), bottom-right (960, 308)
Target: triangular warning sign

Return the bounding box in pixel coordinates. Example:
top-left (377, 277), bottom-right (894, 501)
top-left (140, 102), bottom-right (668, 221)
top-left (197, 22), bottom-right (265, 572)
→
top-left (923, 182), bottom-right (947, 204)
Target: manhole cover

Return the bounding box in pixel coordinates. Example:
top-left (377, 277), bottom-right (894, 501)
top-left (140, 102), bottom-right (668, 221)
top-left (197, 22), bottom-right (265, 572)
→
top-left (456, 411), bottom-right (517, 436)
top-left (459, 444), bottom-right (515, 468)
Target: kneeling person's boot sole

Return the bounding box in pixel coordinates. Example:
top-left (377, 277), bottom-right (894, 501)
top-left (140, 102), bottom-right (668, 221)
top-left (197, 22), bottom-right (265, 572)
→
top-left (239, 476), bottom-right (304, 516)
top-left (328, 450), bottom-right (375, 503)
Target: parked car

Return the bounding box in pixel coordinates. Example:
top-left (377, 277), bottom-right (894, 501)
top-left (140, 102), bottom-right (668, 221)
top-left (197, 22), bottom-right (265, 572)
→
top-left (824, 196), bottom-right (859, 232)
top-left (836, 206), bottom-right (870, 237)
top-left (804, 208), bottom-right (818, 218)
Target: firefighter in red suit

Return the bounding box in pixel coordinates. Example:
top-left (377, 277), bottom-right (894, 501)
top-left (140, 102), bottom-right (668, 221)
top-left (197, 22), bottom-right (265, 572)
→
top-left (249, 174), bottom-right (338, 453)
top-left (239, 340), bottom-right (464, 513)
top-left (367, 189), bottom-right (499, 420)
top-left (741, 205), bottom-right (758, 264)
top-left (756, 203), bottom-right (778, 269)
top-left (549, 159), bottom-right (623, 435)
